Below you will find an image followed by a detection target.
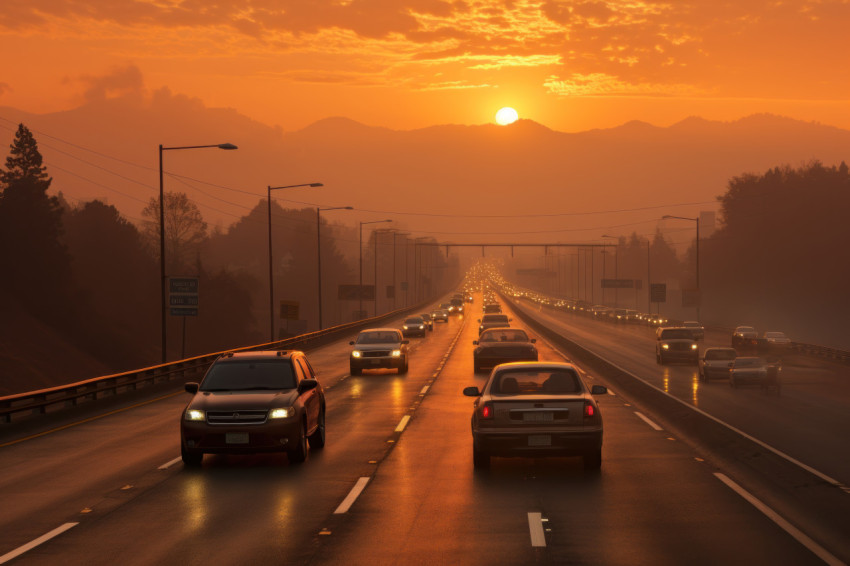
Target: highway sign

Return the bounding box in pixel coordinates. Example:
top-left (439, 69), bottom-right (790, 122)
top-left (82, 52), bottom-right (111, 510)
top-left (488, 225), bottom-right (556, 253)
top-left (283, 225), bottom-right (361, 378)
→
top-left (170, 307), bottom-right (198, 316)
top-left (169, 295), bottom-right (198, 306)
top-left (280, 300), bottom-right (300, 320)
top-left (169, 277), bottom-right (199, 294)
top-left (650, 283), bottom-right (667, 303)
top-left (601, 278), bottom-right (635, 289)
top-left (169, 276), bottom-right (198, 316)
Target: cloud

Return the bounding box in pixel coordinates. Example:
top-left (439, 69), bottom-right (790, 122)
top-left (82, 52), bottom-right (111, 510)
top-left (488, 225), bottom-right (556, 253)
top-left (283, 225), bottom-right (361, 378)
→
top-left (0, 83), bottom-right (10, 97)
top-left (71, 64), bottom-right (146, 103)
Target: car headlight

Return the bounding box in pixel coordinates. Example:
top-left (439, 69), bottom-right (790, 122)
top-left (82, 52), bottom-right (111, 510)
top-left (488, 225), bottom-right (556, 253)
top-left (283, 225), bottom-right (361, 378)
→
top-left (352, 350), bottom-right (362, 358)
top-left (391, 349), bottom-right (402, 357)
top-left (185, 409), bottom-right (205, 421)
top-left (269, 407), bottom-right (293, 419)
top-left (691, 344), bottom-right (698, 350)
top-left (661, 343), bottom-right (670, 350)
top-left (419, 325), bottom-right (424, 329)
top-left (403, 325), bottom-right (409, 330)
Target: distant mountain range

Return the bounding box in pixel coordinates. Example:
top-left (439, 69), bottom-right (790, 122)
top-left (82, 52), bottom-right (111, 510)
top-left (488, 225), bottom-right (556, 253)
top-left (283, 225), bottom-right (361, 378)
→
top-left (1, 96), bottom-right (848, 243)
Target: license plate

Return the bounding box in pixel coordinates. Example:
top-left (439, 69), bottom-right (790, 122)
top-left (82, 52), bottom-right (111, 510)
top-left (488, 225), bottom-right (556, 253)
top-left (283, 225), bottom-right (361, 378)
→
top-left (528, 435), bottom-right (551, 447)
top-left (370, 360), bottom-right (382, 365)
top-left (226, 433), bottom-right (249, 444)
top-left (523, 412), bottom-right (553, 422)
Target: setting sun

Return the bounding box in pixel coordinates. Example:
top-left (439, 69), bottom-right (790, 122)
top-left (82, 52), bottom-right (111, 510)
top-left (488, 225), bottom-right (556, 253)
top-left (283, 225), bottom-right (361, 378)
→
top-left (495, 107), bottom-right (519, 126)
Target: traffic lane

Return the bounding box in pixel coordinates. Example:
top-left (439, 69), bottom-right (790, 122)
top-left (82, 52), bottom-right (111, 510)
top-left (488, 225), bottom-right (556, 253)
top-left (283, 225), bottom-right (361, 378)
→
top-left (309, 305), bottom-right (825, 565)
top-left (3, 315), bottom-right (466, 565)
top-left (508, 298), bottom-right (850, 488)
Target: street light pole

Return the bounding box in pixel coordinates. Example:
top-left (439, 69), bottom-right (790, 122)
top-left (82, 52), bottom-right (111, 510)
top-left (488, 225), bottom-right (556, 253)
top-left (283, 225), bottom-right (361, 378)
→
top-left (359, 220), bottom-right (391, 319)
top-left (158, 142), bottom-right (237, 364)
top-left (268, 182), bottom-right (322, 341)
top-left (317, 206), bottom-right (353, 330)
top-left (662, 215), bottom-right (700, 320)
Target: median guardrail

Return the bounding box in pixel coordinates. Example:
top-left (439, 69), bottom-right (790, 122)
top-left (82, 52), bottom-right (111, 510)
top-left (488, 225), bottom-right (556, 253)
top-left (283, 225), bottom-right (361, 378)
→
top-left (0, 300), bottom-right (433, 424)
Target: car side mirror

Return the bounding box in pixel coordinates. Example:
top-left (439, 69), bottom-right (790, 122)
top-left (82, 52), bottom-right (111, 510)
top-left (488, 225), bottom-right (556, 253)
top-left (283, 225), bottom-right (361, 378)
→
top-left (472, 340), bottom-right (478, 345)
top-left (530, 338), bottom-right (536, 343)
top-left (349, 341), bottom-right (355, 345)
top-left (184, 382), bottom-right (199, 394)
top-left (463, 386), bottom-right (481, 397)
top-left (298, 379), bottom-right (318, 394)
top-left (591, 385), bottom-right (607, 395)
top-left (402, 339), bottom-right (409, 344)
top-left (477, 319), bottom-right (481, 323)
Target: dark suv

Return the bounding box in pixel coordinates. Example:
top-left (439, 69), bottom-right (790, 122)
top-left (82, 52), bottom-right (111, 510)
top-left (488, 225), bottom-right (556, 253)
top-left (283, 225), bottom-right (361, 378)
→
top-left (655, 327), bottom-right (699, 365)
top-left (180, 350), bottom-right (325, 466)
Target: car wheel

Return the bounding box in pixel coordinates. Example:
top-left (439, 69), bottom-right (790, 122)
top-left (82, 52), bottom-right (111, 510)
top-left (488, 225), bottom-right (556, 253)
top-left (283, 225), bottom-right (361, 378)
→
top-left (399, 362), bottom-right (409, 375)
top-left (350, 366), bottom-right (362, 376)
top-left (583, 450), bottom-right (602, 470)
top-left (472, 445), bottom-right (490, 469)
top-left (181, 444), bottom-right (203, 467)
top-left (288, 420), bottom-right (308, 464)
top-left (308, 407), bottom-right (326, 449)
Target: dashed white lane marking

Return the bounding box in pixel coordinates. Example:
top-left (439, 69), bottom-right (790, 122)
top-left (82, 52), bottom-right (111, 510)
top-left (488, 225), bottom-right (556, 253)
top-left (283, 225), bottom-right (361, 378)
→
top-left (635, 411), bottom-right (663, 431)
top-left (714, 473), bottom-right (843, 566)
top-left (0, 523), bottom-right (79, 564)
top-left (158, 457), bottom-right (182, 470)
top-left (420, 386), bottom-right (430, 395)
top-left (395, 415), bottom-right (411, 433)
top-left (334, 477), bottom-right (371, 514)
top-left (527, 513), bottom-right (547, 547)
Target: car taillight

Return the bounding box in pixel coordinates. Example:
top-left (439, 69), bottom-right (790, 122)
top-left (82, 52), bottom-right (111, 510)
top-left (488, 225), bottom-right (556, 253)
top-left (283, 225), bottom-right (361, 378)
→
top-left (583, 401), bottom-right (600, 423)
top-left (480, 402), bottom-right (494, 420)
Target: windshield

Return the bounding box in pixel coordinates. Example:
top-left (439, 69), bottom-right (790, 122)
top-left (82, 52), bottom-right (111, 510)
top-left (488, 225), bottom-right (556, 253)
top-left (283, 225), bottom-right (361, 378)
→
top-left (661, 329), bottom-right (694, 339)
top-left (734, 357), bottom-right (765, 368)
top-left (201, 360), bottom-right (295, 391)
top-left (404, 317), bottom-right (423, 324)
top-left (356, 331), bottom-right (400, 344)
top-left (480, 329), bottom-right (529, 342)
top-left (491, 369), bottom-right (582, 395)
top-left (765, 332), bottom-right (786, 338)
top-left (705, 349), bottom-right (736, 361)
top-left (483, 315), bottom-right (509, 323)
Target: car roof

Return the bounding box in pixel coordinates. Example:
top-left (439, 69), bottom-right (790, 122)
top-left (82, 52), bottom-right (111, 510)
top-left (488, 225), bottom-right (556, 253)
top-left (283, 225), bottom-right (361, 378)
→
top-left (217, 350), bottom-right (300, 361)
top-left (359, 328), bottom-right (402, 334)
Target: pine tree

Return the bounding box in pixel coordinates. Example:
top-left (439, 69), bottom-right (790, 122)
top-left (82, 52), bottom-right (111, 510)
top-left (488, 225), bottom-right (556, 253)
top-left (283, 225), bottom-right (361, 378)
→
top-left (0, 123), bottom-right (74, 320)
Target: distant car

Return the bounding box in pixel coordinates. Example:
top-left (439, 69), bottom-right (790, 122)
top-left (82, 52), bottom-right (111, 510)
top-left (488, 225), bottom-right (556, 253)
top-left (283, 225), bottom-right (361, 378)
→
top-left (612, 308), bottom-right (629, 322)
top-left (730, 357), bottom-right (768, 388)
top-left (180, 350), bottom-right (325, 466)
top-left (419, 312), bottom-right (434, 331)
top-left (449, 297), bottom-right (465, 315)
top-left (472, 328), bottom-right (538, 373)
top-left (440, 302), bottom-right (452, 314)
top-left (431, 309), bottom-right (449, 323)
top-left (655, 327), bottom-right (699, 364)
top-left (478, 313), bottom-right (511, 335)
top-left (682, 321), bottom-right (705, 340)
top-left (463, 362), bottom-right (607, 470)
top-left (762, 331), bottom-right (791, 352)
top-left (698, 347), bottom-right (736, 382)
top-left (732, 326), bottom-right (758, 349)
top-left (483, 303), bottom-right (502, 314)
top-left (349, 328), bottom-right (409, 375)
top-left (648, 313), bottom-right (668, 326)
top-left (402, 316), bottom-right (427, 338)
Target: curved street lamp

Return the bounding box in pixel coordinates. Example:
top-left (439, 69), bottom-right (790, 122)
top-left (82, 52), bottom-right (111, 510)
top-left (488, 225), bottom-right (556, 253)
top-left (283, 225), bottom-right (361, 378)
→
top-left (267, 183), bottom-right (323, 341)
top-left (317, 206), bottom-right (353, 329)
top-left (158, 142), bottom-right (237, 364)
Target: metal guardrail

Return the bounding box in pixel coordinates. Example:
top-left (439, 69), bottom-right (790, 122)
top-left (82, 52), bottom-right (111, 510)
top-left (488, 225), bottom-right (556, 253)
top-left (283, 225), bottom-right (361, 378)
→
top-left (0, 301), bottom-right (432, 424)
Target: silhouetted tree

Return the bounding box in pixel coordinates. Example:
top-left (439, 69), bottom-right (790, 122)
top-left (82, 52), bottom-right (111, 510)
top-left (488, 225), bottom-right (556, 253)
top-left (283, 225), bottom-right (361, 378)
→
top-left (141, 191), bottom-right (207, 273)
top-left (0, 123), bottom-right (75, 321)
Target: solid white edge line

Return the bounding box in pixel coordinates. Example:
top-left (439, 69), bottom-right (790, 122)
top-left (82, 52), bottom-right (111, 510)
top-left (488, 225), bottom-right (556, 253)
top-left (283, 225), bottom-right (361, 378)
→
top-left (714, 473), bottom-right (843, 566)
top-left (334, 477), bottom-right (371, 514)
top-left (420, 386), bottom-right (430, 395)
top-left (158, 456), bottom-right (182, 470)
top-left (527, 512), bottom-right (547, 547)
top-left (635, 411), bottom-right (663, 431)
top-left (395, 415), bottom-right (411, 433)
top-left (517, 302), bottom-right (845, 489)
top-left (0, 522), bottom-right (79, 564)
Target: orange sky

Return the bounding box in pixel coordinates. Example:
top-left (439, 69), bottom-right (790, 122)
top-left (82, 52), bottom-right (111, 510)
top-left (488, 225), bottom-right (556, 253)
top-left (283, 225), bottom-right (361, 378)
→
top-left (1, 0), bottom-right (849, 132)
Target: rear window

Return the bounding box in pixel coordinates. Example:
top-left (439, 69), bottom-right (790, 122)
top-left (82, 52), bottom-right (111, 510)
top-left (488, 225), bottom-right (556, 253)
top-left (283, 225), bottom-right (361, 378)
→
top-left (483, 314), bottom-right (509, 323)
top-left (201, 360), bottom-right (295, 391)
top-left (734, 358), bottom-right (765, 368)
top-left (705, 349), bottom-right (736, 361)
top-left (480, 329), bottom-right (529, 342)
top-left (491, 369), bottom-right (581, 395)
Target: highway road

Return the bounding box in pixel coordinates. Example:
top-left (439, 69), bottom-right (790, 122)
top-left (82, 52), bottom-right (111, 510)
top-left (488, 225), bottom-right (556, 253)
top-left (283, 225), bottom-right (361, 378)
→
top-left (1, 292), bottom-right (848, 565)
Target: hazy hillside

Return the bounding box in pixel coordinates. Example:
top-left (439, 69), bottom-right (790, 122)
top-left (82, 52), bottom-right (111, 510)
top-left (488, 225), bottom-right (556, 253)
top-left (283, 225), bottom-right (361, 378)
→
top-left (2, 95), bottom-right (848, 244)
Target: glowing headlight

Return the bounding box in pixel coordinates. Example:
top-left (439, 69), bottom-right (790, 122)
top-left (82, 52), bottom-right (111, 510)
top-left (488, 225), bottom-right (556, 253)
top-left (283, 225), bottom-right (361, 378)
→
top-left (352, 350), bottom-right (362, 358)
top-left (185, 409), bottom-right (205, 421)
top-left (403, 325), bottom-right (409, 330)
top-left (269, 407), bottom-right (292, 419)
top-left (661, 344), bottom-right (670, 350)
top-left (391, 349), bottom-right (402, 357)
top-left (691, 344), bottom-right (699, 350)
top-left (418, 325), bottom-right (424, 329)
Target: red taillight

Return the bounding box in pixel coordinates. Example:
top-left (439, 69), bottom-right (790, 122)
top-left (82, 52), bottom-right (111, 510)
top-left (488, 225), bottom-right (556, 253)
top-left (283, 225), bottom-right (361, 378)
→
top-left (480, 402), bottom-right (494, 419)
top-left (584, 402), bottom-right (595, 418)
